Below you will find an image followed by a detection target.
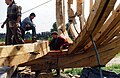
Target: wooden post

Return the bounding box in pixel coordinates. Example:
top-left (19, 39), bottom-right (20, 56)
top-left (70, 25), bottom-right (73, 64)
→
top-left (76, 0), bottom-right (85, 31)
top-left (56, 0), bottom-right (73, 43)
top-left (90, 0), bottom-right (93, 12)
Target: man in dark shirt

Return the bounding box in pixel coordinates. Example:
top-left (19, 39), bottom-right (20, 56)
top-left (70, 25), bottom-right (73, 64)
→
top-left (49, 31), bottom-right (69, 50)
top-left (1, 0), bottom-right (24, 45)
top-left (49, 31), bottom-right (69, 76)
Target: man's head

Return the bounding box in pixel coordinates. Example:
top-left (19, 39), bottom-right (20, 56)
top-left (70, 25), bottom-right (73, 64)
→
top-left (51, 31), bottom-right (58, 38)
top-left (29, 13), bottom-right (36, 19)
top-left (5, 0), bottom-right (12, 5)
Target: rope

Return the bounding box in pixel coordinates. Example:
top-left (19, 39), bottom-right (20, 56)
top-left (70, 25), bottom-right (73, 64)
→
top-left (22, 0), bottom-right (52, 14)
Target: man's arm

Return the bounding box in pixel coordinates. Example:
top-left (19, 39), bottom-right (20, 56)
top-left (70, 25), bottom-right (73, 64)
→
top-left (23, 17), bottom-right (35, 27)
top-left (1, 18), bottom-right (8, 28)
top-left (16, 16), bottom-right (21, 23)
top-left (16, 5), bottom-right (22, 27)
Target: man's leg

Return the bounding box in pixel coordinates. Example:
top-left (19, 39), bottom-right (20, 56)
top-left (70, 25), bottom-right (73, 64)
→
top-left (10, 27), bottom-right (24, 44)
top-left (20, 28), bottom-right (25, 40)
top-left (25, 26), bottom-right (36, 37)
top-left (5, 23), bottom-right (12, 45)
top-left (31, 26), bottom-right (36, 38)
top-left (27, 26), bottom-right (37, 41)
top-left (56, 69), bottom-right (60, 76)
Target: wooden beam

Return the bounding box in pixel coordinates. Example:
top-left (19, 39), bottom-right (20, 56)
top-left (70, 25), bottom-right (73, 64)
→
top-left (68, 24), bottom-right (78, 38)
top-left (68, 0), bottom-right (79, 39)
top-left (82, 0), bottom-right (116, 50)
top-left (84, 4), bottom-right (120, 50)
top-left (0, 41), bottom-right (49, 66)
top-left (0, 53), bottom-right (46, 66)
top-left (90, 0), bottom-right (93, 12)
top-left (21, 37), bottom-right (120, 69)
top-left (62, 46), bottom-right (119, 68)
top-left (19, 50), bottom-right (67, 66)
top-left (26, 36), bottom-right (120, 69)
top-left (68, 0), bottom-right (73, 4)
top-left (76, 0), bottom-right (83, 16)
top-left (76, 0), bottom-right (84, 31)
top-left (96, 4), bottom-right (120, 45)
top-left (58, 37), bottom-right (120, 67)
top-left (0, 41), bottom-right (49, 58)
top-left (68, 0), bottom-right (116, 53)
top-left (56, 0), bottom-right (73, 43)
top-left (102, 22), bottom-right (120, 44)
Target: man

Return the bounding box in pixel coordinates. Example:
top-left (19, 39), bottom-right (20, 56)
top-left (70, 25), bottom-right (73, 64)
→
top-left (49, 31), bottom-right (69, 76)
top-left (1, 0), bottom-right (24, 45)
top-left (20, 13), bottom-right (37, 40)
top-left (49, 31), bottom-right (69, 50)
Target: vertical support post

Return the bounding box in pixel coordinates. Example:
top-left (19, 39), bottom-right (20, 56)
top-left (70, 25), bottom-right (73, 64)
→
top-left (90, 0), bottom-right (93, 12)
top-left (89, 34), bottom-right (103, 78)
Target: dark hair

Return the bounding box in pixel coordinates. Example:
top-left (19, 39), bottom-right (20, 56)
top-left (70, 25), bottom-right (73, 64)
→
top-left (11, 0), bottom-right (15, 4)
top-left (30, 13), bottom-right (36, 17)
top-left (51, 31), bottom-right (58, 35)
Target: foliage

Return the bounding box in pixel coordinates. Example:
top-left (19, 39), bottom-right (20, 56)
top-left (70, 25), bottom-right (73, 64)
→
top-left (0, 38), bottom-right (5, 42)
top-left (51, 22), bottom-right (58, 32)
top-left (115, 53), bottom-right (120, 57)
top-left (64, 68), bottom-right (83, 75)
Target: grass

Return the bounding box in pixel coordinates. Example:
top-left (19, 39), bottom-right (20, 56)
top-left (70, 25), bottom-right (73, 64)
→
top-left (103, 64), bottom-right (120, 74)
top-left (115, 53), bottom-right (120, 57)
top-left (64, 64), bottom-right (120, 75)
top-left (64, 68), bottom-right (83, 75)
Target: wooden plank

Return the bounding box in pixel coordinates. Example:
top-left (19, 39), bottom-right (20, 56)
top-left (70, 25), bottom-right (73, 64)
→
top-left (58, 37), bottom-right (120, 67)
top-left (68, 24), bottom-right (78, 38)
top-left (56, 0), bottom-right (73, 43)
top-left (20, 36), bottom-right (120, 69)
top-left (7, 52), bottom-right (47, 66)
top-left (0, 41), bottom-right (49, 66)
top-left (31, 63), bottom-right (57, 71)
top-left (19, 50), bottom-right (67, 67)
top-left (61, 46), bottom-right (119, 68)
top-left (22, 37), bottom-right (120, 69)
top-left (0, 41), bottom-right (49, 58)
top-left (102, 22), bottom-right (120, 44)
top-left (76, 0), bottom-right (83, 16)
top-left (68, 0), bottom-right (79, 39)
top-left (84, 4), bottom-right (120, 50)
top-left (90, 0), bottom-right (93, 12)
top-left (68, 0), bottom-right (73, 4)
top-left (91, 0), bottom-right (117, 35)
top-left (83, 0), bottom-right (116, 49)
top-left (8, 40), bottom-right (50, 66)
top-left (68, 0), bottom-right (114, 53)
top-left (29, 36), bottom-right (120, 69)
top-left (96, 4), bottom-right (120, 45)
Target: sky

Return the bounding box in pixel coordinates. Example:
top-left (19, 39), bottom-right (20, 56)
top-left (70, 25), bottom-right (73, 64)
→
top-left (0, 0), bottom-right (120, 34)
top-left (0, 0), bottom-right (56, 33)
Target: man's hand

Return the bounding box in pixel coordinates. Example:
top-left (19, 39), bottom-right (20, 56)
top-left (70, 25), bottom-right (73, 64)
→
top-left (1, 24), bottom-right (4, 28)
top-left (1, 18), bottom-right (8, 28)
top-left (33, 24), bottom-right (36, 27)
top-left (16, 23), bottom-right (20, 27)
